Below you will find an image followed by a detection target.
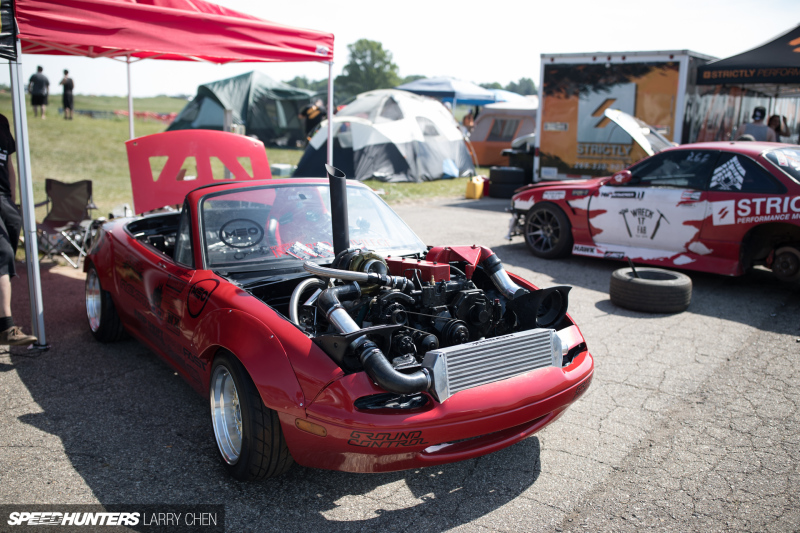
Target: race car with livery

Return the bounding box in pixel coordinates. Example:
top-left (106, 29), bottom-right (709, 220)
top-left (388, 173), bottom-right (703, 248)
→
top-left (84, 130), bottom-right (594, 480)
top-left (508, 137), bottom-right (800, 282)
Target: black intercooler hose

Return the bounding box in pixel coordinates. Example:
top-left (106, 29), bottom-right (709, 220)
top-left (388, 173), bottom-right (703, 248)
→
top-left (315, 280), bottom-right (431, 395)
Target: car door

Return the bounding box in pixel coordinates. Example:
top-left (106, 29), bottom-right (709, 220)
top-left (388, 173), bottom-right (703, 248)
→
top-left (587, 150), bottom-right (719, 256)
top-left (700, 151), bottom-right (788, 265)
top-left (115, 211), bottom-right (198, 385)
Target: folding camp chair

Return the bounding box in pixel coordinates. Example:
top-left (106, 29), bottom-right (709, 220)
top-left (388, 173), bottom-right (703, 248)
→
top-left (36, 179), bottom-right (97, 268)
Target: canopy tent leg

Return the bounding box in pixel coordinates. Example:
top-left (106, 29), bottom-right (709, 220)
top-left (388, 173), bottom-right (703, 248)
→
top-left (326, 60), bottom-right (333, 166)
top-left (127, 56), bottom-right (134, 139)
top-left (9, 39), bottom-right (47, 348)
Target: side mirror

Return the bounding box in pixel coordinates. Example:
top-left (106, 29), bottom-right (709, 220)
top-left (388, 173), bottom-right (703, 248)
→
top-left (609, 169), bottom-right (633, 186)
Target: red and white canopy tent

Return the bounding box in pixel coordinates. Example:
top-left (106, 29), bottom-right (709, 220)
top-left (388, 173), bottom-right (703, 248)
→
top-left (5, 0), bottom-right (335, 346)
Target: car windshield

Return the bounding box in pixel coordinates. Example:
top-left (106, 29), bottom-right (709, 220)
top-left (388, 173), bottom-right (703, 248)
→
top-left (763, 148), bottom-right (800, 185)
top-left (200, 182), bottom-right (427, 272)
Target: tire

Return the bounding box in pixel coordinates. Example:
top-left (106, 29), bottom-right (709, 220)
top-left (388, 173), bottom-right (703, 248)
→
top-left (609, 267), bottom-right (692, 313)
top-left (85, 265), bottom-right (127, 342)
top-left (210, 352), bottom-right (293, 481)
top-left (523, 203), bottom-right (574, 258)
top-left (489, 166), bottom-right (526, 185)
top-left (772, 246), bottom-right (800, 282)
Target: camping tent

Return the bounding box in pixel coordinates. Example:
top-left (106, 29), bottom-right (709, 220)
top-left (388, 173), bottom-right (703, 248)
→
top-left (5, 0), bottom-right (335, 346)
top-left (294, 89), bottom-right (475, 182)
top-left (470, 100), bottom-right (537, 167)
top-left (168, 71), bottom-right (314, 146)
top-left (691, 23), bottom-right (800, 143)
top-left (396, 77), bottom-right (496, 106)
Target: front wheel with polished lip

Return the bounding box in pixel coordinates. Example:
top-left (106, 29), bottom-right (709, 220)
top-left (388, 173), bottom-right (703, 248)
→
top-left (210, 352), bottom-right (293, 480)
top-left (85, 264), bottom-right (127, 342)
top-left (524, 203), bottom-right (573, 259)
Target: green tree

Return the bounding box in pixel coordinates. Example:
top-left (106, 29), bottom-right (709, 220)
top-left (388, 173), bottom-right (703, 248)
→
top-left (401, 74), bottom-right (426, 84)
top-left (335, 39), bottom-right (401, 99)
top-left (479, 82), bottom-right (503, 90)
top-left (505, 77), bottom-right (537, 95)
top-left (285, 76), bottom-right (328, 93)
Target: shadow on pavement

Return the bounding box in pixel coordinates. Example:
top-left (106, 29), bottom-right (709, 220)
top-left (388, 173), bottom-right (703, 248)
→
top-left (7, 261), bottom-right (542, 532)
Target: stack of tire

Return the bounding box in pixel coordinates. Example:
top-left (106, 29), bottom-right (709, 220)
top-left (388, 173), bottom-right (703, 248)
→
top-left (488, 166), bottom-right (526, 199)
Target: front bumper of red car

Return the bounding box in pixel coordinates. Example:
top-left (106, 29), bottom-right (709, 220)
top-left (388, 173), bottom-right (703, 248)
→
top-left (280, 336), bottom-right (593, 473)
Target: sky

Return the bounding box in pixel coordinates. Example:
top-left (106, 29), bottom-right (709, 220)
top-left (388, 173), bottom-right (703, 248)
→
top-left (1, 0), bottom-right (798, 98)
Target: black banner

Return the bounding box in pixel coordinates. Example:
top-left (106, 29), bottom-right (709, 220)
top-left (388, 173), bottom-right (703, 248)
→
top-left (0, 0), bottom-right (16, 61)
top-left (0, 505), bottom-right (225, 533)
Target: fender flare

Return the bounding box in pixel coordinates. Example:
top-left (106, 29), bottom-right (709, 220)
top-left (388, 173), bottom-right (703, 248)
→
top-left (193, 309), bottom-right (306, 417)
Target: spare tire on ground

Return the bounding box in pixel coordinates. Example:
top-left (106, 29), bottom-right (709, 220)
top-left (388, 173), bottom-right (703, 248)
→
top-left (609, 267), bottom-right (692, 313)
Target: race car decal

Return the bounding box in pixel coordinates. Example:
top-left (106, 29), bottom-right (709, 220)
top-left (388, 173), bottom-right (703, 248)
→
top-left (542, 190), bottom-right (566, 200)
top-left (709, 156), bottom-right (745, 191)
top-left (673, 255), bottom-right (694, 265)
top-left (187, 279), bottom-right (220, 318)
top-left (711, 196), bottom-right (800, 225)
top-left (602, 190), bottom-right (645, 199)
top-left (572, 244), bottom-right (597, 255)
top-left (619, 208), bottom-right (670, 239)
top-left (347, 430), bottom-right (427, 448)
top-left (681, 190), bottom-right (702, 202)
top-left (513, 197), bottom-right (535, 211)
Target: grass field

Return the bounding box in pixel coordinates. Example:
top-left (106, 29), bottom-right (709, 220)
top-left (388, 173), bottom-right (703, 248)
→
top-left (0, 93), bottom-right (479, 223)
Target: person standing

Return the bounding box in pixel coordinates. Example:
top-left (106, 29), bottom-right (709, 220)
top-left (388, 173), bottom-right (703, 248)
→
top-left (60, 70), bottom-right (74, 120)
top-left (767, 114), bottom-right (790, 142)
top-left (733, 106), bottom-right (776, 142)
top-left (27, 66), bottom-right (49, 120)
top-left (0, 113), bottom-right (37, 346)
top-left (298, 99), bottom-right (326, 142)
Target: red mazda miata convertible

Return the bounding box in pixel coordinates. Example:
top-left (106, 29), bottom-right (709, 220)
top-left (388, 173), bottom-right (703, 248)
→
top-left (84, 130), bottom-right (593, 480)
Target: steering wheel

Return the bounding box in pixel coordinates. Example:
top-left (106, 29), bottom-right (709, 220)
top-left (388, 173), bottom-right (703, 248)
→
top-left (219, 219), bottom-right (264, 249)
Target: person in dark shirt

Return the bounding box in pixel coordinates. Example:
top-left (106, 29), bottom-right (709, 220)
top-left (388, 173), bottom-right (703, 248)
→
top-left (298, 99), bottom-right (326, 142)
top-left (27, 66), bottom-right (49, 120)
top-left (0, 114), bottom-right (36, 345)
top-left (60, 70), bottom-right (74, 120)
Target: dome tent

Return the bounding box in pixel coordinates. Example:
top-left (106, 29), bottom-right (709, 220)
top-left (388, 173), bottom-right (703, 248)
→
top-left (294, 89), bottom-right (475, 182)
top-left (168, 71), bottom-right (315, 145)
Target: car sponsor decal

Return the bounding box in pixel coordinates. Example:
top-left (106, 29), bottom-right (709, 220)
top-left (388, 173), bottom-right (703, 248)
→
top-left (709, 156), bottom-right (745, 191)
top-left (347, 430), bottom-right (428, 448)
top-left (165, 275), bottom-right (188, 295)
top-left (602, 190), bottom-right (645, 199)
top-left (681, 190), bottom-right (702, 201)
top-left (542, 190), bottom-right (566, 200)
top-left (573, 375), bottom-right (592, 399)
top-left (619, 207), bottom-right (669, 239)
top-left (711, 196), bottom-right (800, 225)
top-left (187, 279), bottom-right (220, 318)
top-left (604, 251), bottom-right (626, 259)
top-left (572, 244), bottom-right (597, 255)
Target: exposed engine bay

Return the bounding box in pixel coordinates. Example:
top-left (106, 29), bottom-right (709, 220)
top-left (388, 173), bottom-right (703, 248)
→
top-left (262, 245), bottom-right (576, 402)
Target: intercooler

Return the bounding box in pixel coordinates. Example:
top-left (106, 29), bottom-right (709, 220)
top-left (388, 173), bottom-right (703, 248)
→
top-left (422, 328), bottom-right (566, 402)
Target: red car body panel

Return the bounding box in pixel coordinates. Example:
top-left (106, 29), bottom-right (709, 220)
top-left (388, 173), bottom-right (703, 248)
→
top-left (86, 134), bottom-right (594, 474)
top-left (511, 142), bottom-right (800, 275)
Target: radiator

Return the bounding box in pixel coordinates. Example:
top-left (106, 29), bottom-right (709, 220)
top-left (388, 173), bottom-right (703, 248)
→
top-left (422, 328), bottom-right (565, 402)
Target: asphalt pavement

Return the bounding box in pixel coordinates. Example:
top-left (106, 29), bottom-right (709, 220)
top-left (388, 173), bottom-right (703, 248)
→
top-left (0, 195), bottom-right (798, 532)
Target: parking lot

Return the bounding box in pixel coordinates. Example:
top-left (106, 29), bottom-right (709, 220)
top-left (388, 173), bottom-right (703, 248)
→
top-left (1, 196), bottom-right (798, 532)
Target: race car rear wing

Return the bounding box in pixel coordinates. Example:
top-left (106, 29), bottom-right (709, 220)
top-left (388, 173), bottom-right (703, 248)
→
top-left (126, 130), bottom-right (271, 214)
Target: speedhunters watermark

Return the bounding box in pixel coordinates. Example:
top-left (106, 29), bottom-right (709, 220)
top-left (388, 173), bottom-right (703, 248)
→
top-left (0, 505), bottom-right (223, 532)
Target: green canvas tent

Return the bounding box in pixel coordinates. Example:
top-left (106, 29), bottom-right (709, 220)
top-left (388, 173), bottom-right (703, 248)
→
top-left (168, 70), bottom-right (315, 145)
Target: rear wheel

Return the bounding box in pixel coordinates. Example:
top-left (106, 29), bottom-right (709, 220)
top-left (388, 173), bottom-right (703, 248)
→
top-left (524, 203), bottom-right (573, 259)
top-left (210, 352), bottom-right (293, 481)
top-left (772, 246), bottom-right (800, 282)
top-left (85, 265), bottom-right (126, 342)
